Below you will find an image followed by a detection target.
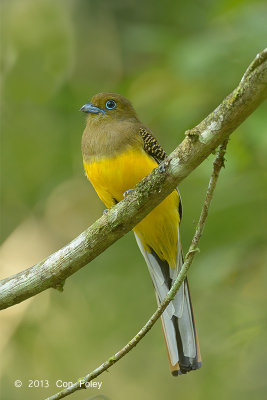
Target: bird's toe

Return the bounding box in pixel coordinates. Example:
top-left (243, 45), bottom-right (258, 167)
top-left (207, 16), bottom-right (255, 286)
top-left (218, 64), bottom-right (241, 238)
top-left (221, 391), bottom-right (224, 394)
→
top-left (123, 189), bottom-right (134, 198)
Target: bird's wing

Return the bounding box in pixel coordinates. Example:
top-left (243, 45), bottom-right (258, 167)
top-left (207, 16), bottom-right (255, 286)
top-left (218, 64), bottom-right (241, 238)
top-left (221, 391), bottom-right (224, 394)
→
top-left (139, 126), bottom-right (183, 221)
top-left (139, 127), bottom-right (167, 164)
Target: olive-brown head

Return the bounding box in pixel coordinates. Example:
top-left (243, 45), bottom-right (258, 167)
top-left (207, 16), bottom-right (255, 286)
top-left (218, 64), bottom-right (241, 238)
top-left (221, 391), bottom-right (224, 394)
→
top-left (80, 92), bottom-right (139, 122)
top-left (81, 93), bottom-right (144, 161)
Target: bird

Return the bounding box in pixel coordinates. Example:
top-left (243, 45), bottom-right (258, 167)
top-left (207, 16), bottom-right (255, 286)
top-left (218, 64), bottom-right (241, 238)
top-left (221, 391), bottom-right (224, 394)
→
top-left (80, 92), bottom-right (201, 375)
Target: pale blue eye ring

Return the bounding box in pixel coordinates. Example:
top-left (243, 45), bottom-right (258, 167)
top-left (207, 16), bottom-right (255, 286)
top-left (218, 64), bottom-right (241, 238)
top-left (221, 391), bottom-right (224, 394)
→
top-left (105, 100), bottom-right (116, 109)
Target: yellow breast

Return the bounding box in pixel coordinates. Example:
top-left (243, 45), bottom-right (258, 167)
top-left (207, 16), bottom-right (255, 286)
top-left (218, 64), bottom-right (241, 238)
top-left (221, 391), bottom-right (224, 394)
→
top-left (83, 148), bottom-right (180, 267)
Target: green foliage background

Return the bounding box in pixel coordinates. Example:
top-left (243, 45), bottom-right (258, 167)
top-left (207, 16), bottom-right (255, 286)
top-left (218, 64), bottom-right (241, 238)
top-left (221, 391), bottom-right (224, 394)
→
top-left (0, 0), bottom-right (266, 399)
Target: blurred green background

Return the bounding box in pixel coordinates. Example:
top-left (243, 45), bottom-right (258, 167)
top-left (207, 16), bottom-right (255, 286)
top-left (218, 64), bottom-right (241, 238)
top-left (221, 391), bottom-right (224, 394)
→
top-left (0, 0), bottom-right (267, 399)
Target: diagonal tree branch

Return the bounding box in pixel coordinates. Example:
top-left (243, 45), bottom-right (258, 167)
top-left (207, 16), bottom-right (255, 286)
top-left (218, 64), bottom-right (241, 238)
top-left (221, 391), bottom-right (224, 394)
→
top-left (0, 49), bottom-right (266, 310)
top-left (45, 140), bottom-right (229, 400)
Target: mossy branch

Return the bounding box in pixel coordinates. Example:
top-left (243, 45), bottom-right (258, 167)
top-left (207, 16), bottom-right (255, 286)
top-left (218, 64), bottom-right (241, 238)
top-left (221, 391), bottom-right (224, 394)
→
top-left (0, 49), bottom-right (266, 311)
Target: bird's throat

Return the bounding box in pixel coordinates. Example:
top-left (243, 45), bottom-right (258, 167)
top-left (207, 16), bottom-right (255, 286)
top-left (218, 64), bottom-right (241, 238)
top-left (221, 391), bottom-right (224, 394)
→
top-left (81, 118), bottom-right (143, 162)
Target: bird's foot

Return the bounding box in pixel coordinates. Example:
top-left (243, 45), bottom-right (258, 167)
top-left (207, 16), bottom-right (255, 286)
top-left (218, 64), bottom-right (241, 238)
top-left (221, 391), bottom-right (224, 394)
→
top-left (123, 189), bottom-right (134, 198)
top-left (103, 209), bottom-right (109, 215)
top-left (159, 163), bottom-right (166, 173)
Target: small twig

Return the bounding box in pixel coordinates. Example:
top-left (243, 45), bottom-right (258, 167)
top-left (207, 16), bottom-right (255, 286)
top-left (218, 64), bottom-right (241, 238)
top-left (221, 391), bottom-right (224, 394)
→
top-left (44, 141), bottom-right (228, 400)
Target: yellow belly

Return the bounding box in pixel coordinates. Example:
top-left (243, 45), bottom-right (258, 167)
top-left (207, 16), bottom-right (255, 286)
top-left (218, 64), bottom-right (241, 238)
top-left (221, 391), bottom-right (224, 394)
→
top-left (83, 148), bottom-right (180, 267)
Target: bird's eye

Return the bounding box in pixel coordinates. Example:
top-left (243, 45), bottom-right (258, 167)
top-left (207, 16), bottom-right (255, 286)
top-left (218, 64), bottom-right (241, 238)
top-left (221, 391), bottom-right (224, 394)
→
top-left (105, 100), bottom-right (116, 110)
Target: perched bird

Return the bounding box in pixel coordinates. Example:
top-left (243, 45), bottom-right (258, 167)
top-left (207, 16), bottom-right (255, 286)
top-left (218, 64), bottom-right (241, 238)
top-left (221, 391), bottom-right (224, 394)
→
top-left (81, 93), bottom-right (201, 375)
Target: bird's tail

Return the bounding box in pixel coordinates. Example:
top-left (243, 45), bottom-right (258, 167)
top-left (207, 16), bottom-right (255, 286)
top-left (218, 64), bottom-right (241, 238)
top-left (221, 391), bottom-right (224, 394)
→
top-left (134, 233), bottom-right (202, 375)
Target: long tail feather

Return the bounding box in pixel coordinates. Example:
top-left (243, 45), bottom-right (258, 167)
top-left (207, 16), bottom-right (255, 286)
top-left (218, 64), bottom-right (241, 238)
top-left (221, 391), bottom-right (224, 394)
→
top-left (134, 232), bottom-right (202, 375)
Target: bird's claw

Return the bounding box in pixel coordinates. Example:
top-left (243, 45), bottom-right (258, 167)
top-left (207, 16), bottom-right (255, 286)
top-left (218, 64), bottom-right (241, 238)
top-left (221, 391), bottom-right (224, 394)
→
top-left (159, 163), bottom-right (166, 173)
top-left (123, 189), bottom-right (134, 198)
top-left (103, 209), bottom-right (109, 215)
